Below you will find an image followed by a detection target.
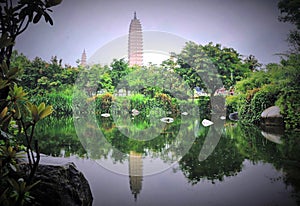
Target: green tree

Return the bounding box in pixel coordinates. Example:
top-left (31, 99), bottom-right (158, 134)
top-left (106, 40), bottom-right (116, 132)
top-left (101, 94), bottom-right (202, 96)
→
top-left (175, 41), bottom-right (250, 96)
top-left (0, 1), bottom-right (61, 205)
top-left (244, 54), bottom-right (262, 71)
top-left (227, 54), bottom-right (300, 128)
top-left (278, 0), bottom-right (300, 52)
top-left (0, 0), bottom-right (62, 100)
top-left (109, 58), bottom-right (130, 88)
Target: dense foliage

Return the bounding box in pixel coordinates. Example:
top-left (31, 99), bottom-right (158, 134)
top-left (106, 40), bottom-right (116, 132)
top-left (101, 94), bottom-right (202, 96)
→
top-left (0, 0), bottom-right (298, 205)
top-left (278, 0), bottom-right (300, 52)
top-left (10, 41), bottom-right (246, 124)
top-left (225, 0), bottom-right (300, 129)
top-left (172, 41), bottom-right (251, 96)
top-left (226, 54), bottom-right (300, 129)
top-left (11, 35), bottom-right (300, 130)
top-left (0, 0), bottom-right (61, 205)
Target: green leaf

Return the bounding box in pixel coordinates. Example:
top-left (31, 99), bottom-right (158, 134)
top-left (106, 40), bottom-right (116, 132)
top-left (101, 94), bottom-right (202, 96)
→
top-left (0, 188), bottom-right (9, 203)
top-left (38, 102), bottom-right (45, 114)
top-left (0, 79), bottom-right (9, 89)
top-left (0, 33), bottom-right (14, 49)
top-left (7, 67), bottom-right (19, 79)
top-left (1, 113), bottom-right (12, 125)
top-left (43, 12), bottom-right (53, 25)
top-left (46, 0), bottom-right (63, 7)
top-left (13, 105), bottom-right (21, 119)
top-left (9, 163), bottom-right (17, 172)
top-left (30, 104), bottom-right (39, 122)
top-left (15, 151), bottom-right (26, 159)
top-left (7, 178), bottom-right (19, 190)
top-left (1, 117), bottom-right (11, 131)
top-left (25, 180), bottom-right (41, 192)
top-left (0, 107), bottom-right (8, 119)
top-left (39, 105), bottom-right (53, 120)
top-left (1, 61), bottom-right (9, 75)
top-left (33, 12), bottom-right (42, 24)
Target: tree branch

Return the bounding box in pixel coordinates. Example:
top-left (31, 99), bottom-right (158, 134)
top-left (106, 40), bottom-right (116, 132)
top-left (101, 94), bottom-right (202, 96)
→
top-left (16, 17), bottom-right (30, 36)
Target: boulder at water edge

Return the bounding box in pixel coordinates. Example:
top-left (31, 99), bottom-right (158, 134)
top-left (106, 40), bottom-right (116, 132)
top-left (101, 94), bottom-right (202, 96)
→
top-left (261, 106), bottom-right (284, 126)
top-left (229, 112), bottom-right (239, 121)
top-left (19, 160), bottom-right (93, 206)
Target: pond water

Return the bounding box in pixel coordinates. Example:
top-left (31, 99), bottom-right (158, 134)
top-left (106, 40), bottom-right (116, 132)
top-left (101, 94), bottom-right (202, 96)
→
top-left (32, 116), bottom-right (300, 206)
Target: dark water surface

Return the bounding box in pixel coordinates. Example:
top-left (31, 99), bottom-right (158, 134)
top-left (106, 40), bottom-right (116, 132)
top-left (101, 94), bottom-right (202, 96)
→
top-left (34, 117), bottom-right (300, 206)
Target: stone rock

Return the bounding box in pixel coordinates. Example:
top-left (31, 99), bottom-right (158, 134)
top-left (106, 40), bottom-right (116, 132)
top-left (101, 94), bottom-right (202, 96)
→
top-left (261, 106), bottom-right (282, 118)
top-left (160, 117), bottom-right (174, 123)
top-left (229, 112), bottom-right (239, 121)
top-left (202, 119), bottom-right (214, 127)
top-left (100, 113), bottom-right (110, 117)
top-left (260, 125), bottom-right (285, 144)
top-left (19, 158), bottom-right (93, 206)
top-left (261, 106), bottom-right (284, 126)
top-left (261, 131), bottom-right (283, 144)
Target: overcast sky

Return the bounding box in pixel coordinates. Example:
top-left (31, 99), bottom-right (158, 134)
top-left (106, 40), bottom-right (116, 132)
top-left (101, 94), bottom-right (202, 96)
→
top-left (14, 0), bottom-right (294, 66)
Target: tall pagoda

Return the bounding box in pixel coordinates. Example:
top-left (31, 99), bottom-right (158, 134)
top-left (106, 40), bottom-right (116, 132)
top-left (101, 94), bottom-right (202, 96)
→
top-left (128, 12), bottom-right (143, 66)
top-left (80, 49), bottom-right (87, 67)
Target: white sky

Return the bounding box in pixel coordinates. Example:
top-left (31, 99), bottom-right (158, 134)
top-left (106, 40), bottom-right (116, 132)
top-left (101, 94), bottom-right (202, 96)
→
top-left (15, 0), bottom-right (294, 66)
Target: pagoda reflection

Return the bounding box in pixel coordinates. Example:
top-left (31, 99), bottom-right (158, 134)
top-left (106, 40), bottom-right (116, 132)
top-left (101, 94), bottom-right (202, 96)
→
top-left (128, 151), bottom-right (143, 200)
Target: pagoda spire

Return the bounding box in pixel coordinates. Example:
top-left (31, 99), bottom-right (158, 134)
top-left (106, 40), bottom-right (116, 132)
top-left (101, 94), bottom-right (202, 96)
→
top-left (81, 49), bottom-right (87, 67)
top-left (128, 12), bottom-right (143, 66)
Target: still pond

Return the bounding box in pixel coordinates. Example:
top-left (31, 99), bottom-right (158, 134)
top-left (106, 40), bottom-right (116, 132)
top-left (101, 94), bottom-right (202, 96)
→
top-left (32, 115), bottom-right (300, 206)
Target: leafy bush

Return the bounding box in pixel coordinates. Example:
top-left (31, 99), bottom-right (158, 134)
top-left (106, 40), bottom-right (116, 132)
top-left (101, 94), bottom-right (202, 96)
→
top-left (196, 96), bottom-right (210, 117)
top-left (154, 93), bottom-right (178, 113)
top-left (234, 71), bottom-right (270, 94)
top-left (95, 92), bottom-right (114, 113)
top-left (276, 89), bottom-right (300, 129)
top-left (130, 93), bottom-right (147, 111)
top-left (225, 95), bottom-right (239, 114)
top-left (31, 91), bottom-right (72, 115)
top-left (249, 85), bottom-right (279, 123)
top-left (235, 84), bottom-right (279, 124)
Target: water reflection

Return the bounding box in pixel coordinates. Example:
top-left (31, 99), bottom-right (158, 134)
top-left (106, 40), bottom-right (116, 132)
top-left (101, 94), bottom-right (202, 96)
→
top-left (261, 125), bottom-right (285, 144)
top-left (129, 151), bottom-right (143, 200)
top-left (32, 116), bottom-right (300, 205)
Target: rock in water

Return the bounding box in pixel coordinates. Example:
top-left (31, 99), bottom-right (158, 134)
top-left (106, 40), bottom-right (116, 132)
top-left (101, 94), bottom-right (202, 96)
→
top-left (160, 117), bottom-right (174, 123)
top-left (220, 116), bottom-right (226, 120)
top-left (261, 131), bottom-right (283, 144)
top-left (131, 109), bottom-right (140, 116)
top-left (261, 106), bottom-right (284, 126)
top-left (229, 112), bottom-right (239, 121)
top-left (260, 124), bottom-right (284, 144)
top-left (101, 113), bottom-right (110, 117)
top-left (20, 162), bottom-right (93, 206)
top-left (261, 106), bottom-right (282, 118)
top-left (202, 119), bottom-right (214, 127)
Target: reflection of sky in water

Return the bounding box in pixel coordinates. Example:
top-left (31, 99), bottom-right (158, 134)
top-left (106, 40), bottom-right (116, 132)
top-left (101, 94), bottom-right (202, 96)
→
top-left (69, 158), bottom-right (296, 206)
top-left (34, 117), bottom-right (299, 205)
top-left (93, 150), bottom-right (178, 177)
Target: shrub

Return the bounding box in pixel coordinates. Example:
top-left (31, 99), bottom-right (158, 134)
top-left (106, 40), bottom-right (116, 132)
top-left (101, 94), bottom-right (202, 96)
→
top-left (31, 92), bottom-right (72, 115)
top-left (225, 95), bottom-right (239, 114)
top-left (237, 84), bottom-right (279, 124)
top-left (95, 92), bottom-right (114, 113)
top-left (154, 93), bottom-right (178, 113)
top-left (276, 89), bottom-right (300, 129)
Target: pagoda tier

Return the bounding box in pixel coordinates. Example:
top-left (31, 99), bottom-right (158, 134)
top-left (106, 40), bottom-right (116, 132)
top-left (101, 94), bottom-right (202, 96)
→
top-left (128, 12), bottom-right (143, 66)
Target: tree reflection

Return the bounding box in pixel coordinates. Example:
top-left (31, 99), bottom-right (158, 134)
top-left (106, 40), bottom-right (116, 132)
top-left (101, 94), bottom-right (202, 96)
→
top-left (179, 123), bottom-right (244, 184)
top-left (33, 116), bottom-right (300, 203)
top-left (29, 116), bottom-right (87, 157)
